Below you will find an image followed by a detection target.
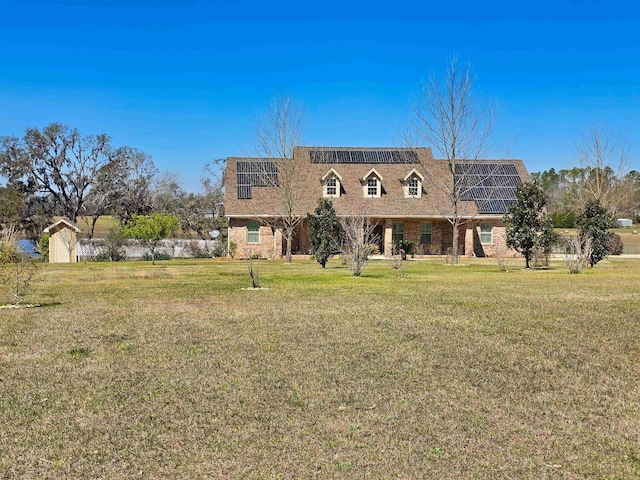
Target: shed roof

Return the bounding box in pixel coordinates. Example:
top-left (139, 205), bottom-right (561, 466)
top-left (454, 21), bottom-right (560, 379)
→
top-left (43, 218), bottom-right (82, 234)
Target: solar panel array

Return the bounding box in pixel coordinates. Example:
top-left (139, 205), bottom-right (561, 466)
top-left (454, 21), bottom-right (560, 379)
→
top-left (309, 149), bottom-right (419, 164)
top-left (236, 161), bottom-right (279, 199)
top-left (455, 163), bottom-right (522, 214)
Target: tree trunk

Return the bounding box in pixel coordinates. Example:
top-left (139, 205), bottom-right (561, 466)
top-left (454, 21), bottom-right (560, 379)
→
top-left (451, 220), bottom-right (459, 265)
top-left (285, 234), bottom-right (292, 263)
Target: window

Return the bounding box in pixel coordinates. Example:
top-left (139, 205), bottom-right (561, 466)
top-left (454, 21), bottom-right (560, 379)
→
top-left (480, 222), bottom-right (492, 244)
top-left (408, 178), bottom-right (419, 195)
top-left (403, 169), bottom-right (424, 198)
top-left (362, 169), bottom-right (383, 198)
top-left (420, 222), bottom-right (432, 244)
top-left (367, 177), bottom-right (378, 197)
top-left (392, 222), bottom-right (404, 244)
top-left (247, 221), bottom-right (260, 243)
top-left (325, 177), bottom-right (338, 197)
top-left (322, 169), bottom-right (342, 198)
top-left (408, 177), bottom-right (419, 196)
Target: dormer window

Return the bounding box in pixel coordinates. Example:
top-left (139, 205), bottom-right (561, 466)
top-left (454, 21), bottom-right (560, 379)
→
top-left (362, 168), bottom-right (383, 198)
top-left (408, 177), bottom-right (419, 196)
top-left (403, 168), bottom-right (424, 198)
top-left (322, 168), bottom-right (342, 198)
top-left (367, 177), bottom-right (378, 197)
top-left (326, 177), bottom-right (338, 196)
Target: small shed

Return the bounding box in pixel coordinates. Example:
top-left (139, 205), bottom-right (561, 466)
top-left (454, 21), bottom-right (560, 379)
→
top-left (43, 219), bottom-right (82, 263)
top-left (616, 218), bottom-right (633, 228)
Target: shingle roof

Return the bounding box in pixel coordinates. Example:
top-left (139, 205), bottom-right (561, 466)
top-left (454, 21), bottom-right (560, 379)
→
top-left (224, 146), bottom-right (529, 218)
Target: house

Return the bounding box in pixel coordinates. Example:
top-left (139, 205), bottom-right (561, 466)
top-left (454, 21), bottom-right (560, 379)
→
top-left (43, 218), bottom-right (82, 263)
top-left (224, 147), bottom-right (529, 258)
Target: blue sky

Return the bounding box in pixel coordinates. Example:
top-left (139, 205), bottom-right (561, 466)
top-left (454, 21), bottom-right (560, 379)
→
top-left (1, 0), bottom-right (639, 191)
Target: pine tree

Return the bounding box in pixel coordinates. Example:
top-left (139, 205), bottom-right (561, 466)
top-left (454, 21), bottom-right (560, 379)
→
top-left (504, 182), bottom-right (556, 268)
top-left (307, 200), bottom-right (343, 268)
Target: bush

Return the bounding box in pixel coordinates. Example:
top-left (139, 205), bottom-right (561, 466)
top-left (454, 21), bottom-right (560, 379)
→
top-left (142, 252), bottom-right (172, 261)
top-left (392, 240), bottom-right (414, 259)
top-left (184, 240), bottom-right (212, 259)
top-left (551, 210), bottom-right (577, 228)
top-left (532, 247), bottom-right (550, 268)
top-left (104, 226), bottom-right (127, 261)
top-left (228, 241), bottom-right (237, 259)
top-left (1, 226), bottom-right (44, 305)
top-left (211, 240), bottom-right (227, 258)
top-left (607, 234), bottom-right (623, 255)
top-left (94, 252), bottom-right (126, 262)
top-left (38, 235), bottom-right (49, 261)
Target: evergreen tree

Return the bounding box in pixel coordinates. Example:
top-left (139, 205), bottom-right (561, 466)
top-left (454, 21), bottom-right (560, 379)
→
top-left (504, 182), bottom-right (556, 269)
top-left (577, 199), bottom-right (613, 267)
top-left (307, 199), bottom-right (343, 268)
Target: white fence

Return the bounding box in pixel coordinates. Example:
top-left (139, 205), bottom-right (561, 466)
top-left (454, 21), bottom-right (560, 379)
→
top-left (76, 238), bottom-right (221, 261)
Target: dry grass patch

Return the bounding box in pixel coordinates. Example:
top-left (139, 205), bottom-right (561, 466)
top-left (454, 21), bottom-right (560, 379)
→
top-left (1, 258), bottom-right (639, 478)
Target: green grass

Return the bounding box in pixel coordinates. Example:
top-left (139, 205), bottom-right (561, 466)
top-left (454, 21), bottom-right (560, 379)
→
top-left (1, 258), bottom-right (640, 478)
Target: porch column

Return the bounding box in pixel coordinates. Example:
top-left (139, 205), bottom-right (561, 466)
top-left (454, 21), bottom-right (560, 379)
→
top-left (384, 220), bottom-right (393, 257)
top-left (465, 222), bottom-right (475, 257)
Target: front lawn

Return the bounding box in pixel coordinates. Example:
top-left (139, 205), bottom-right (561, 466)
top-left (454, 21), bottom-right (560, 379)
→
top-left (1, 258), bottom-right (639, 478)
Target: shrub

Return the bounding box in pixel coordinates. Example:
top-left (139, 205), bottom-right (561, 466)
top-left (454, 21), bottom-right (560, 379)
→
top-left (532, 247), bottom-right (550, 268)
top-left (142, 252), bottom-right (172, 261)
top-left (104, 226), bottom-right (127, 261)
top-left (38, 235), bottom-right (49, 261)
top-left (551, 210), bottom-right (577, 228)
top-left (607, 234), bottom-right (623, 255)
top-left (211, 240), bottom-right (227, 258)
top-left (94, 252), bottom-right (113, 262)
top-left (392, 240), bottom-right (414, 259)
top-left (228, 241), bottom-right (237, 259)
top-left (494, 247), bottom-right (508, 272)
top-left (0, 225), bottom-right (44, 305)
top-left (184, 240), bottom-right (211, 259)
top-left (389, 256), bottom-right (404, 277)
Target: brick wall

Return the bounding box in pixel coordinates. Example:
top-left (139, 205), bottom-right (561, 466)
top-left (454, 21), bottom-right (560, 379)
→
top-left (227, 219), bottom-right (283, 259)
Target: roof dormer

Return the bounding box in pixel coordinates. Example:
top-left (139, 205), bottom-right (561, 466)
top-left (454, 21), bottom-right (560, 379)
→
top-left (362, 168), bottom-right (383, 198)
top-left (402, 168), bottom-right (424, 198)
top-left (321, 168), bottom-right (342, 198)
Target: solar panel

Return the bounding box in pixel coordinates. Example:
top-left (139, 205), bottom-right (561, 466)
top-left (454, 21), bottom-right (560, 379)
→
top-left (236, 161), bottom-right (279, 199)
top-left (454, 163), bottom-right (522, 214)
top-left (310, 149), bottom-right (419, 164)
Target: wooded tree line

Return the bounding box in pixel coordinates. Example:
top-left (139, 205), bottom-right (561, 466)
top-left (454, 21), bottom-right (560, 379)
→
top-left (530, 127), bottom-right (639, 227)
top-left (531, 166), bottom-right (640, 227)
top-left (0, 123), bottom-right (224, 240)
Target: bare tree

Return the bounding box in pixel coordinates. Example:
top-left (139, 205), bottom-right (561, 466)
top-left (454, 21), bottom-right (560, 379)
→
top-left (0, 123), bottom-right (114, 224)
top-left (575, 126), bottom-right (635, 217)
top-left (108, 147), bottom-right (158, 227)
top-left (410, 57), bottom-right (496, 264)
top-left (340, 213), bottom-right (380, 276)
top-left (255, 95), bottom-right (305, 263)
